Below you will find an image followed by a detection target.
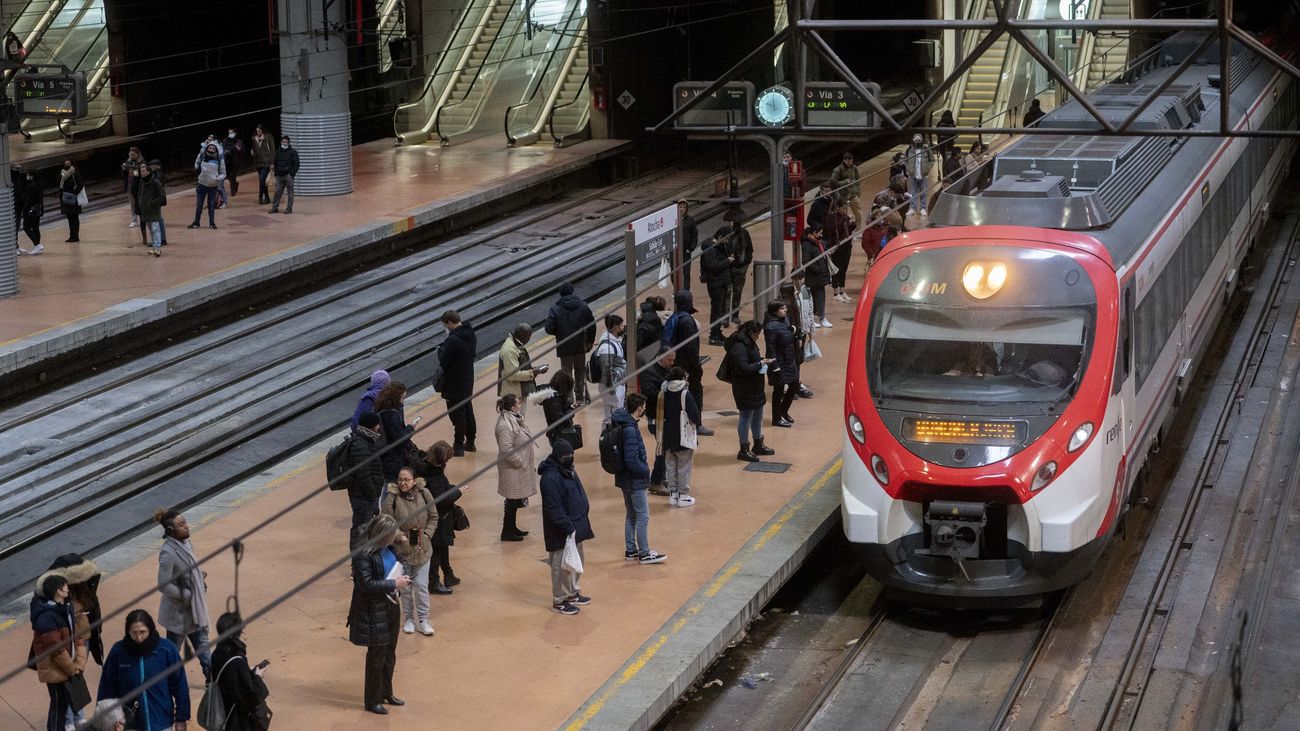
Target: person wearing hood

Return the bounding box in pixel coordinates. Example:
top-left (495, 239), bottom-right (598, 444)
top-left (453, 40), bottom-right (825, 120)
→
top-left (348, 514), bottom-right (412, 715)
top-left (700, 227), bottom-right (734, 346)
top-left (544, 282), bottom-right (597, 404)
top-left (592, 313), bottom-right (628, 426)
top-left (59, 160), bottom-right (83, 243)
top-left (97, 609), bottom-right (190, 731)
top-left (350, 369), bottom-right (391, 432)
top-left (656, 366), bottom-right (701, 507)
top-left (374, 381), bottom-right (416, 482)
top-left (904, 134), bottom-right (933, 216)
top-left (495, 393), bottom-right (537, 541)
top-left (539, 439), bottom-right (594, 615)
top-left (30, 574), bottom-right (88, 731)
top-left (763, 301), bottom-right (800, 427)
top-left (381, 466), bottom-right (438, 636)
top-left (349, 412), bottom-right (388, 550)
top-left (612, 394), bottom-right (667, 563)
top-left (438, 311), bottom-right (478, 455)
top-left (1022, 98), bottom-right (1046, 128)
top-left (498, 324), bottom-right (547, 414)
top-left (207, 612), bottom-right (269, 731)
top-left (190, 143), bottom-right (224, 229)
top-left (727, 219), bottom-right (755, 325)
top-left (411, 441), bottom-right (464, 592)
top-left (726, 320), bottom-right (776, 462)
top-left (662, 289), bottom-right (714, 436)
top-left (152, 509), bottom-right (212, 684)
top-left (249, 125), bottom-right (275, 205)
top-left (269, 136), bottom-right (299, 214)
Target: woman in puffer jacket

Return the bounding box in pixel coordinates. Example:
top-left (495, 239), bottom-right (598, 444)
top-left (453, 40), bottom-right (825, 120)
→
top-left (30, 574), bottom-right (87, 731)
top-left (189, 142), bottom-right (225, 229)
top-left (381, 467), bottom-right (438, 637)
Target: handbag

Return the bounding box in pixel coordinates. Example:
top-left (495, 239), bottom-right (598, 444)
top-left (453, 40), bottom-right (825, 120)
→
top-left (64, 673), bottom-right (91, 711)
top-left (250, 699), bottom-right (273, 730)
top-left (60, 191), bottom-right (78, 206)
top-left (562, 533), bottom-right (584, 574)
top-left (452, 505), bottom-right (470, 531)
top-left (122, 699), bottom-right (143, 730)
top-left (556, 422), bottom-right (583, 450)
top-left (679, 413), bottom-right (698, 450)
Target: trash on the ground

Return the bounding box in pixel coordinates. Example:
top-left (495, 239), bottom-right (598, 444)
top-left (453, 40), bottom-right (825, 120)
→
top-left (755, 672), bottom-right (775, 682)
top-left (845, 638), bottom-right (859, 647)
top-left (790, 610), bottom-right (800, 615)
top-left (703, 679), bottom-right (723, 689)
top-left (740, 677), bottom-right (758, 689)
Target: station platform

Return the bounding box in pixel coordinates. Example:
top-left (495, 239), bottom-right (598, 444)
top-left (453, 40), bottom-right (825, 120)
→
top-left (0, 145), bottom-right (912, 730)
top-left (5, 131), bottom-right (143, 170)
top-left (0, 135), bottom-right (632, 375)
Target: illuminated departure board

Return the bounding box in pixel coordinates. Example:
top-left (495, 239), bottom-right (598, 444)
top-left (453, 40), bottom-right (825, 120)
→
top-left (902, 418), bottom-right (1026, 446)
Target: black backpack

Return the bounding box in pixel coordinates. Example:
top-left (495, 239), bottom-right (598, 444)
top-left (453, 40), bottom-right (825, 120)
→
top-left (587, 348), bottom-right (603, 385)
top-left (326, 435), bottom-right (357, 491)
top-left (598, 422), bottom-right (624, 474)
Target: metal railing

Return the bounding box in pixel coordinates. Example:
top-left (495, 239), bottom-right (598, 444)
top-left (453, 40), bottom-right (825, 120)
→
top-left (392, 0), bottom-right (491, 144)
top-left (432, 0), bottom-right (523, 145)
top-left (504, 2), bottom-right (586, 147)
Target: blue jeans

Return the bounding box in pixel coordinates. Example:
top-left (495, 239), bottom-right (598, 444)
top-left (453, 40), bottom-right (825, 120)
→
top-left (167, 626), bottom-right (212, 682)
top-left (737, 408), bottom-right (763, 445)
top-left (146, 220), bottom-right (164, 249)
top-left (193, 184), bottom-right (218, 225)
top-left (622, 488), bottom-right (650, 555)
top-left (909, 175), bottom-right (927, 212)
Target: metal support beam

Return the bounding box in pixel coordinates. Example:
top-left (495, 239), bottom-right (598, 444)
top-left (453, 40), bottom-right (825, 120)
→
top-left (1007, 25), bottom-right (1116, 132)
top-left (651, 29), bottom-right (789, 133)
top-left (804, 31), bottom-right (901, 129)
top-left (1219, 0), bottom-right (1231, 134)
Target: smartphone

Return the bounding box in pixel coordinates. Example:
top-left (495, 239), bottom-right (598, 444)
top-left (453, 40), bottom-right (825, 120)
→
top-left (255, 659), bottom-right (270, 670)
top-left (411, 416), bottom-right (422, 425)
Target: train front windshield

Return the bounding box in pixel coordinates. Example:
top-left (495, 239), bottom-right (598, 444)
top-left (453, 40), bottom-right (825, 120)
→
top-left (870, 304), bottom-right (1094, 411)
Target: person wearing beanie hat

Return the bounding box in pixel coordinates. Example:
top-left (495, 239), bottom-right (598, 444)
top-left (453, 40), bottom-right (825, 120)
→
top-left (545, 283), bottom-right (597, 403)
top-left (348, 411), bottom-right (387, 549)
top-left (351, 370), bottom-right (391, 431)
top-left (539, 440), bottom-right (594, 614)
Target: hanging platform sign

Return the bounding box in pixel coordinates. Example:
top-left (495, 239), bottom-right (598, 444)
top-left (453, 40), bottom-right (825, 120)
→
top-left (672, 81), bottom-right (755, 128)
top-left (628, 203), bottom-right (679, 267)
top-left (802, 82), bottom-right (880, 128)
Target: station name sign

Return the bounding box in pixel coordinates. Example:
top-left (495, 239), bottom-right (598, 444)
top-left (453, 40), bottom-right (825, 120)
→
top-left (628, 203), bottom-right (679, 267)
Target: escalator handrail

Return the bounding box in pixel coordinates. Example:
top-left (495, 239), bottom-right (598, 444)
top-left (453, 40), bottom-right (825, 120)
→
top-left (547, 69), bottom-right (588, 145)
top-left (433, 0), bottom-right (523, 144)
top-left (392, 0), bottom-right (490, 141)
top-left (504, 1), bottom-right (586, 145)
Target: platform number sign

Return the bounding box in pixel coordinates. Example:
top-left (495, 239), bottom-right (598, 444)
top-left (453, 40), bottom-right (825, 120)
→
top-left (13, 71), bottom-right (88, 119)
top-left (803, 82), bottom-right (879, 128)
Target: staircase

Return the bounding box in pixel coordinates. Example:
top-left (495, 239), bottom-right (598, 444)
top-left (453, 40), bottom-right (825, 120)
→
top-left (548, 40), bottom-right (589, 146)
top-left (1084, 0), bottom-right (1132, 91)
top-left (433, 1), bottom-right (518, 143)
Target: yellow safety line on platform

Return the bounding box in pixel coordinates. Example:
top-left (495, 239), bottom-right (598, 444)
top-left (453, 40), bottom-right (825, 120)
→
top-left (564, 458), bottom-right (844, 731)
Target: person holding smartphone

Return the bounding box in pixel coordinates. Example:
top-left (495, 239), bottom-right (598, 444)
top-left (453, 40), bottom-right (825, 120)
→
top-left (349, 515), bottom-right (412, 715)
top-left (208, 612), bottom-right (270, 731)
top-left (724, 320), bottom-right (776, 462)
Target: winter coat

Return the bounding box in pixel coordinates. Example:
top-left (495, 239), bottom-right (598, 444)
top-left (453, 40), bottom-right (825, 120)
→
top-left (610, 408), bottom-right (650, 491)
top-left (377, 406), bottom-right (413, 480)
top-left (59, 170), bottom-right (83, 214)
top-left (726, 333), bottom-right (767, 410)
top-left (592, 331), bottom-right (627, 387)
top-left (99, 636), bottom-right (190, 730)
top-left (682, 212), bottom-right (699, 254)
top-left (495, 410), bottom-right (537, 499)
top-left (829, 161), bottom-right (861, 202)
top-left (539, 388), bottom-right (579, 449)
top-left (497, 335), bottom-right (538, 400)
top-left (539, 455), bottom-right (595, 552)
top-left (194, 153), bottom-right (226, 187)
top-left (347, 549), bottom-right (398, 647)
top-left (825, 209), bottom-right (854, 251)
top-left (665, 291), bottom-right (703, 382)
top-left (800, 234), bottom-right (832, 288)
top-left (137, 175), bottom-right (166, 222)
top-left (29, 597), bottom-right (83, 684)
top-left (439, 321), bottom-right (478, 399)
top-left (544, 294), bottom-right (597, 357)
top-left (730, 226), bottom-right (754, 269)
top-left (700, 237), bottom-right (733, 284)
top-left (350, 371), bottom-right (389, 430)
top-left (209, 638), bottom-right (269, 731)
top-left (347, 427), bottom-right (387, 505)
top-left (807, 193), bottom-right (833, 232)
top-left (656, 380), bottom-right (700, 453)
top-left (21, 178), bottom-right (43, 219)
top-left (250, 135), bottom-right (275, 167)
top-left (411, 463), bottom-right (461, 547)
top-left (635, 303), bottom-right (664, 372)
top-left (905, 144), bottom-right (933, 179)
top-left (381, 479), bottom-right (438, 568)
top-left (34, 556), bottom-right (102, 665)
top-left (273, 146), bottom-right (300, 176)
top-left (157, 539), bottom-right (207, 637)
top-left (223, 136), bottom-right (244, 168)
top-left (641, 361), bottom-right (671, 434)
top-left (763, 313), bottom-right (800, 386)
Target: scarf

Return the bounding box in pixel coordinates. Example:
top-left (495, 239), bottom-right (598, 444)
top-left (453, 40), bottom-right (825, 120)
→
top-left (124, 617), bottom-right (160, 657)
top-left (165, 537), bottom-right (210, 630)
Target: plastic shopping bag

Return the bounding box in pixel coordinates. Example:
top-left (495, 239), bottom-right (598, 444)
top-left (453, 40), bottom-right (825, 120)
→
top-left (657, 257), bottom-right (672, 289)
top-left (562, 533), bottom-right (584, 574)
top-left (803, 337), bottom-right (823, 362)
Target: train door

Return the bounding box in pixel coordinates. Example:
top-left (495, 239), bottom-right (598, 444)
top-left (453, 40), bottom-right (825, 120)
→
top-left (1115, 286), bottom-right (1137, 502)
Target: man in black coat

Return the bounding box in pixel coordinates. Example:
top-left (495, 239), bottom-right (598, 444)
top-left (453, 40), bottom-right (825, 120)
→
top-left (348, 412), bottom-right (387, 550)
top-left (700, 227), bottom-right (734, 345)
top-left (438, 310), bottom-right (478, 456)
top-left (269, 135), bottom-right (300, 214)
top-left (677, 199), bottom-right (699, 287)
top-left (728, 220), bottom-right (755, 325)
top-left (544, 282), bottom-right (598, 404)
top-left (806, 180), bottom-right (834, 238)
top-left (539, 440), bottom-right (594, 615)
top-left (663, 290), bottom-right (714, 436)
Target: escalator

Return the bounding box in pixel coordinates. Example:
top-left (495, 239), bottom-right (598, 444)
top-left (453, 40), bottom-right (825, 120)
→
top-left (6, 0), bottom-right (111, 142)
top-left (951, 0), bottom-right (1020, 144)
top-left (503, 0), bottom-right (588, 147)
top-left (1083, 0), bottom-right (1132, 92)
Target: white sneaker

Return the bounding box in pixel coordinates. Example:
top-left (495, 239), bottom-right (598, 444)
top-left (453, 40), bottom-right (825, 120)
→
top-left (29, 244), bottom-right (44, 255)
top-left (668, 493), bottom-right (678, 506)
top-left (819, 318), bottom-right (834, 328)
top-left (418, 620), bottom-right (434, 636)
top-left (402, 619), bottom-right (415, 634)
top-left (813, 320), bottom-right (823, 328)
top-left (128, 221), bottom-right (137, 228)
top-left (674, 494), bottom-right (696, 507)
top-left (16, 247), bottom-right (28, 255)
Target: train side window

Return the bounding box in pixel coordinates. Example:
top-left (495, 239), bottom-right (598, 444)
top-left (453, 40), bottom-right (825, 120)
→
top-left (1115, 287), bottom-right (1133, 394)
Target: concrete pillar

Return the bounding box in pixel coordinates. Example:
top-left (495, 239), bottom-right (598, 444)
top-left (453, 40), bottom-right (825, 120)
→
top-left (278, 0), bottom-right (353, 195)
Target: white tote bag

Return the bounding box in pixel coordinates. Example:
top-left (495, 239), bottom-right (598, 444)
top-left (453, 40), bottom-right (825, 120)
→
top-left (679, 410), bottom-right (699, 450)
top-left (562, 533), bottom-right (584, 574)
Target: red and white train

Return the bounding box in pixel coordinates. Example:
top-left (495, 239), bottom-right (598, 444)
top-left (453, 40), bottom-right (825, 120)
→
top-left (842, 31), bottom-right (1299, 603)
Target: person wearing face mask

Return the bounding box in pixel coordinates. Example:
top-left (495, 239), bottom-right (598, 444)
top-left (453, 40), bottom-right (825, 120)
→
top-left (59, 161), bottom-right (83, 243)
top-left (269, 136), bottom-right (299, 214)
top-left (539, 439), bottom-right (593, 615)
top-left (190, 144), bottom-right (224, 229)
top-left (30, 574), bottom-right (89, 731)
top-left (17, 170), bottom-right (43, 255)
top-left (221, 128), bottom-right (244, 203)
top-left (249, 125), bottom-right (275, 205)
top-left (97, 609), bottom-right (190, 731)
top-left (137, 162), bottom-right (167, 257)
top-left (152, 509), bottom-right (212, 684)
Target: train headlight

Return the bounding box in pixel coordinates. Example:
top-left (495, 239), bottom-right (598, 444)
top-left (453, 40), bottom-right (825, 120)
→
top-left (870, 454), bottom-right (890, 486)
top-left (962, 261), bottom-right (1008, 300)
top-left (1068, 422), bottom-right (1094, 452)
top-left (847, 413), bottom-right (866, 444)
top-left (1031, 461), bottom-right (1058, 492)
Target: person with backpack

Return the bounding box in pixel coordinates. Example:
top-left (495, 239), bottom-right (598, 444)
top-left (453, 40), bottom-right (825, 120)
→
top-left (348, 412), bottom-right (387, 550)
top-left (539, 439), bottom-right (594, 615)
top-left (606, 393), bottom-right (667, 564)
top-left (723, 321), bottom-right (775, 462)
top-left (438, 311), bottom-right (477, 456)
top-left (591, 314), bottom-right (627, 426)
top-left (656, 366), bottom-right (701, 507)
top-left (700, 228), bottom-right (734, 346)
top-left (641, 346), bottom-right (677, 496)
top-left (495, 394), bottom-right (537, 542)
top-left (662, 290), bottom-right (713, 436)
top-left (544, 282), bottom-right (597, 404)
top-left (206, 612), bottom-right (269, 731)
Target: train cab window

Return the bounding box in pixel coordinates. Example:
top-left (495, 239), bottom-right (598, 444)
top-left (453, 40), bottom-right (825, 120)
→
top-left (870, 304), bottom-right (1094, 412)
top-left (1114, 287), bottom-right (1132, 394)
